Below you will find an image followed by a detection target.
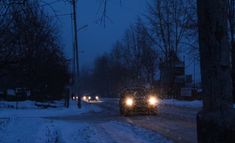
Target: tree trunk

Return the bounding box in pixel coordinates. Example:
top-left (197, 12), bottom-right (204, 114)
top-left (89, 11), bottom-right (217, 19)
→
top-left (197, 0), bottom-right (235, 142)
top-left (232, 42), bottom-right (235, 103)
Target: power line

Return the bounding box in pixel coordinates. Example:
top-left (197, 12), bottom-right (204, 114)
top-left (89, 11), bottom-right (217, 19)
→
top-left (40, 0), bottom-right (60, 8)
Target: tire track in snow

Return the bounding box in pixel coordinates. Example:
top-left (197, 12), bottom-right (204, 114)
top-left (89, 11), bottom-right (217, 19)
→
top-left (99, 121), bottom-right (172, 143)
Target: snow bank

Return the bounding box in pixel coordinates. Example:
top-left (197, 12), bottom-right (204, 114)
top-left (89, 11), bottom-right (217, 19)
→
top-left (55, 121), bottom-right (103, 143)
top-left (0, 100), bottom-right (102, 118)
top-left (0, 100), bottom-right (35, 109)
top-left (0, 118), bottom-right (43, 143)
top-left (0, 100), bottom-right (64, 109)
top-left (161, 99), bottom-right (235, 109)
top-left (35, 121), bottom-right (60, 143)
top-left (1, 118), bottom-right (172, 143)
top-left (160, 99), bottom-right (203, 108)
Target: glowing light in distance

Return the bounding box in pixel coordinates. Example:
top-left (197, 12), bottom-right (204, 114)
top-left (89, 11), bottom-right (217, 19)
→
top-left (83, 96), bottom-right (87, 100)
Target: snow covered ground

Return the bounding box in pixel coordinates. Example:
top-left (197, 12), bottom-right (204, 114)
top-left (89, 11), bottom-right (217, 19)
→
top-left (0, 100), bottom-right (101, 118)
top-left (1, 99), bottom-right (232, 143)
top-left (0, 100), bottom-right (172, 143)
top-left (161, 99), bottom-right (235, 109)
top-left (160, 99), bottom-right (203, 108)
top-left (0, 118), bottom-right (172, 143)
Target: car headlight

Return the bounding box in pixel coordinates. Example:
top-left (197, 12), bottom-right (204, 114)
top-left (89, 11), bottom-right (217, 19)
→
top-left (95, 96), bottom-right (99, 100)
top-left (83, 96), bottom-right (87, 100)
top-left (148, 96), bottom-right (158, 106)
top-left (125, 97), bottom-right (134, 107)
top-left (88, 96), bottom-right (91, 100)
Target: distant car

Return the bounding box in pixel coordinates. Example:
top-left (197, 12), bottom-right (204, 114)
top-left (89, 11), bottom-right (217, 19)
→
top-left (72, 96), bottom-right (80, 101)
top-left (119, 87), bottom-right (159, 116)
top-left (82, 95), bottom-right (87, 101)
top-left (85, 95), bottom-right (100, 102)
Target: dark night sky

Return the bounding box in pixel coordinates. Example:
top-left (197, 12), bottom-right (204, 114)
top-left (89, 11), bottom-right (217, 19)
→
top-left (44, 0), bottom-right (201, 82)
top-left (44, 0), bottom-right (147, 66)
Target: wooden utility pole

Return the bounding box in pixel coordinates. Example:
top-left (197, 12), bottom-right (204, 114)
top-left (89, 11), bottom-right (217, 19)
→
top-left (197, 0), bottom-right (235, 142)
top-left (72, 0), bottom-right (81, 108)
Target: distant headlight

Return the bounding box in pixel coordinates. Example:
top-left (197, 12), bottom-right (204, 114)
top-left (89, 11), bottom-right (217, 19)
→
top-left (88, 96), bottom-right (91, 100)
top-left (83, 96), bottom-right (87, 100)
top-left (76, 96), bottom-right (79, 100)
top-left (95, 96), bottom-right (99, 100)
top-left (72, 97), bottom-right (75, 100)
top-left (125, 97), bottom-right (134, 107)
top-left (148, 96), bottom-right (158, 106)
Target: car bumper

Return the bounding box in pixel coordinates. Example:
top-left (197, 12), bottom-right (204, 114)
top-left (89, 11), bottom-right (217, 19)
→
top-left (125, 105), bottom-right (158, 114)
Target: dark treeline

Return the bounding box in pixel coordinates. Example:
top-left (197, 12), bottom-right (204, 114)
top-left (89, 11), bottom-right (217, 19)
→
top-left (0, 0), bottom-right (70, 100)
top-left (80, 21), bottom-right (158, 97)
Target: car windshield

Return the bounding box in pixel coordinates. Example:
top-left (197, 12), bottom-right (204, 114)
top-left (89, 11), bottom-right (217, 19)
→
top-left (122, 87), bottom-right (147, 97)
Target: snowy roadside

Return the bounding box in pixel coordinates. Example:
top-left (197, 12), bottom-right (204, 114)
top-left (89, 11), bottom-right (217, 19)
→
top-left (0, 100), bottom-right (37, 109)
top-left (0, 100), bottom-right (102, 143)
top-left (0, 100), bottom-right (102, 118)
top-left (0, 118), bottom-right (172, 143)
top-left (161, 99), bottom-right (235, 109)
top-left (160, 99), bottom-right (203, 109)
top-left (0, 99), bottom-right (172, 143)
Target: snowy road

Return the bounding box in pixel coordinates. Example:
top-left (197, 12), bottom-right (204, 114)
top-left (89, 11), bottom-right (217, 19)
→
top-left (96, 99), bottom-right (199, 143)
top-left (46, 99), bottom-right (199, 143)
top-left (46, 106), bottom-right (172, 143)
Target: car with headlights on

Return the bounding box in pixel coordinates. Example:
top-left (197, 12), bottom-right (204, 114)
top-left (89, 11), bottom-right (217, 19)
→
top-left (72, 96), bottom-right (80, 101)
top-left (85, 95), bottom-right (100, 102)
top-left (119, 87), bottom-right (159, 116)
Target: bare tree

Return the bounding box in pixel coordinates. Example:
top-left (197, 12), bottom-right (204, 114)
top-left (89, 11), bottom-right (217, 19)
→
top-left (135, 20), bottom-right (158, 84)
top-left (0, 1), bottom-right (15, 76)
top-left (111, 20), bottom-right (158, 85)
top-left (148, 0), bottom-right (197, 97)
top-left (148, 0), bottom-right (196, 59)
top-left (86, 19), bottom-right (158, 96)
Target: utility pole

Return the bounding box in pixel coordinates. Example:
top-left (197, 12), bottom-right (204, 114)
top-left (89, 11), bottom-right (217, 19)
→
top-left (71, 0), bottom-right (81, 108)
